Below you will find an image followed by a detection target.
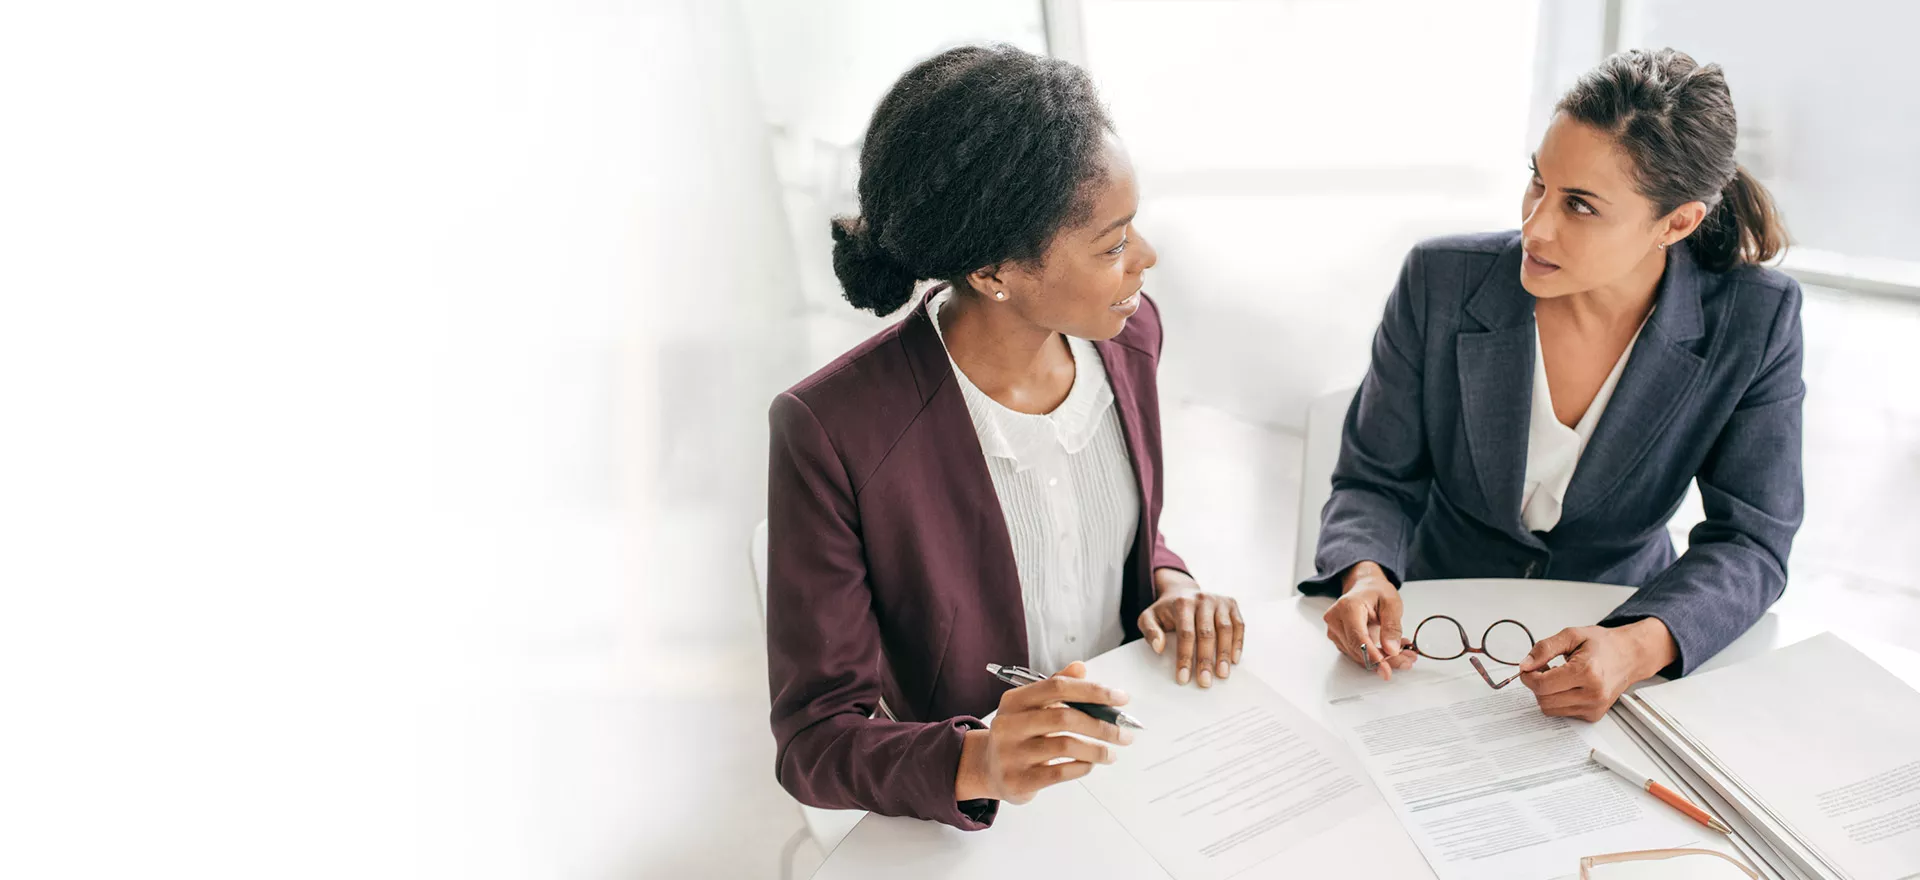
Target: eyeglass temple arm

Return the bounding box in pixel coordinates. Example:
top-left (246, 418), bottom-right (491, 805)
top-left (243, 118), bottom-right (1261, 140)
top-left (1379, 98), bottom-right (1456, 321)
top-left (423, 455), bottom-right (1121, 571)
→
top-left (1471, 656), bottom-right (1523, 689)
top-left (1579, 848), bottom-right (1759, 879)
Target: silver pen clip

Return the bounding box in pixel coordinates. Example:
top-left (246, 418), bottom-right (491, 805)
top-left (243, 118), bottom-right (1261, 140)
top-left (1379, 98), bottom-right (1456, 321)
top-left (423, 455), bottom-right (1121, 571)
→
top-left (986, 663), bottom-right (1046, 686)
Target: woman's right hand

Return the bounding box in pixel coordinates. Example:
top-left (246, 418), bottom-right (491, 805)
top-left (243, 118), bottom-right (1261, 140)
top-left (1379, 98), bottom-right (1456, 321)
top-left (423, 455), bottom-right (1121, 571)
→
top-left (954, 661), bottom-right (1133, 805)
top-left (1323, 561), bottom-right (1417, 681)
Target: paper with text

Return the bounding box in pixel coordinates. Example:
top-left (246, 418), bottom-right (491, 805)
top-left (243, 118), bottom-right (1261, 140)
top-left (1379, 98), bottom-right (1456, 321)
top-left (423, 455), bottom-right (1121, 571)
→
top-left (1077, 648), bottom-right (1372, 879)
top-left (1636, 633), bottom-right (1920, 880)
top-left (1326, 673), bottom-right (1704, 880)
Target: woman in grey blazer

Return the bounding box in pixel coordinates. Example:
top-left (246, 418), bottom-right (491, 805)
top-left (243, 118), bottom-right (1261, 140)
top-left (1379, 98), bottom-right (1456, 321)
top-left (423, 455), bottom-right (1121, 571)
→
top-left (1304, 49), bottom-right (1803, 721)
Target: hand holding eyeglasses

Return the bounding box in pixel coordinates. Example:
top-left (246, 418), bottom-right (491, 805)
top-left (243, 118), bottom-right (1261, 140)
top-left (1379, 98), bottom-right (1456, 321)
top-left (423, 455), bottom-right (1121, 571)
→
top-left (1322, 563), bottom-right (1531, 684)
top-left (1517, 620), bottom-right (1680, 722)
top-left (1323, 564), bottom-right (1682, 719)
top-left (1322, 561), bottom-right (1418, 681)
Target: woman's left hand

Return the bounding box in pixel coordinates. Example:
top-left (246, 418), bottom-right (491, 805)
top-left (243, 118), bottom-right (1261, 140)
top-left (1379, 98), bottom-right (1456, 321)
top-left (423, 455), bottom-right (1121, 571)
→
top-left (1137, 569), bottom-right (1244, 688)
top-left (1517, 619), bottom-right (1677, 722)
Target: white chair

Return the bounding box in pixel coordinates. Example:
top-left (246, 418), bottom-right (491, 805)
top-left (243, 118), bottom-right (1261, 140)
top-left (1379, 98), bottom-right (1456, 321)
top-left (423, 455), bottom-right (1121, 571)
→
top-left (751, 520), bottom-right (867, 879)
top-left (1668, 479), bottom-right (1707, 553)
top-left (1294, 387), bottom-right (1358, 587)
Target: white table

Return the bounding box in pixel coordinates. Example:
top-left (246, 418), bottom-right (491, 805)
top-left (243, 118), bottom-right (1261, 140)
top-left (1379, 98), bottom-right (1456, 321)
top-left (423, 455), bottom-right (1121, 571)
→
top-left (812, 578), bottom-right (1920, 879)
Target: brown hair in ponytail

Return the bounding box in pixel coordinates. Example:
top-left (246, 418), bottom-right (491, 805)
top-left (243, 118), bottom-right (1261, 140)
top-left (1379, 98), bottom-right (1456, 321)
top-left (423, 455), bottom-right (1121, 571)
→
top-left (1557, 49), bottom-right (1787, 272)
top-left (1695, 166), bottom-right (1787, 272)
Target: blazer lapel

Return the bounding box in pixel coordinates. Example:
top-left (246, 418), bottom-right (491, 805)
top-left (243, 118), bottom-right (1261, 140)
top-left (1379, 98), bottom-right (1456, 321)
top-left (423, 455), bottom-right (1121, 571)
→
top-left (1456, 239), bottom-right (1541, 541)
top-left (1092, 336), bottom-right (1157, 621)
top-left (898, 288), bottom-right (1030, 663)
top-left (1557, 245), bottom-right (1709, 525)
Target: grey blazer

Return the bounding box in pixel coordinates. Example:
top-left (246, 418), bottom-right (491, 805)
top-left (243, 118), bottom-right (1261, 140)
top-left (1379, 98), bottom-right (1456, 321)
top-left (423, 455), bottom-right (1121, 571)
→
top-left (1300, 230), bottom-right (1805, 677)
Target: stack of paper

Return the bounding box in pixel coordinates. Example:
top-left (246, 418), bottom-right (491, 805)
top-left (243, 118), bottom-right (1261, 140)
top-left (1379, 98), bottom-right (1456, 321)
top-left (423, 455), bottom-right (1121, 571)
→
top-left (1613, 633), bottom-right (1920, 880)
top-left (1324, 670), bottom-right (1721, 880)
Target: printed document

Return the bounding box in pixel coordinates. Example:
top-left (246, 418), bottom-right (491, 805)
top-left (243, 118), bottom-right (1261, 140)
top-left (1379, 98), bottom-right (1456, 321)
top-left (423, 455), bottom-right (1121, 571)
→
top-left (1634, 633), bottom-right (1920, 880)
top-left (1325, 672), bottom-right (1707, 880)
top-left (1078, 647), bottom-right (1373, 879)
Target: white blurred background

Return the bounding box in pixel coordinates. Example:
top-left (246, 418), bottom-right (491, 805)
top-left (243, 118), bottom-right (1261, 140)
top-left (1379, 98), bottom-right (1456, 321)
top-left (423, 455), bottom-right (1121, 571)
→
top-left (2, 1), bottom-right (1915, 878)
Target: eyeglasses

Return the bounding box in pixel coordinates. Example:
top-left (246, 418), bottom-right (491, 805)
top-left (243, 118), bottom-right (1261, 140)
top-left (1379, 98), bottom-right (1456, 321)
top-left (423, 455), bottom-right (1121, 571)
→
top-left (1409, 614), bottom-right (1536, 689)
top-left (1580, 847), bottom-right (1759, 879)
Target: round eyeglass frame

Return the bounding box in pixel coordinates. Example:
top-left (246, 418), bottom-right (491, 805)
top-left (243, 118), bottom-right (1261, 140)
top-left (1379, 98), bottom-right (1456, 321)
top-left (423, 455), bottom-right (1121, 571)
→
top-left (1411, 614), bottom-right (1537, 666)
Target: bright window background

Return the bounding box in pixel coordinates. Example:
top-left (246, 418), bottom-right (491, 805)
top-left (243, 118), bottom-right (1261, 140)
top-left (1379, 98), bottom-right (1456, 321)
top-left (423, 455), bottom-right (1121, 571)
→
top-left (1618, 0), bottom-right (1920, 265)
top-left (1080, 0), bottom-right (1541, 427)
top-left (738, 0), bottom-right (1048, 319)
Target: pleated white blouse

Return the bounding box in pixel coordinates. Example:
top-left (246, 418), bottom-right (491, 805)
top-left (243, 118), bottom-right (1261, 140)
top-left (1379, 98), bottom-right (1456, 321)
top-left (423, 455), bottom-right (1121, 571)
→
top-left (928, 288), bottom-right (1140, 674)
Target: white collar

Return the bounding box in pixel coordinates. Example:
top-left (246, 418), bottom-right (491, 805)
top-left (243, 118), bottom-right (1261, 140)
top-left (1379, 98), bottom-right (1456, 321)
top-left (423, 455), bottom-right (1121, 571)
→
top-left (927, 288), bottom-right (1116, 469)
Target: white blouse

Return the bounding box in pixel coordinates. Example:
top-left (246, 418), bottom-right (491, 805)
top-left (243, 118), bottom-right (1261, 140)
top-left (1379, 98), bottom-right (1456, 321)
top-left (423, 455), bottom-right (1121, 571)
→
top-left (928, 289), bottom-right (1140, 675)
top-left (1520, 314), bottom-right (1648, 532)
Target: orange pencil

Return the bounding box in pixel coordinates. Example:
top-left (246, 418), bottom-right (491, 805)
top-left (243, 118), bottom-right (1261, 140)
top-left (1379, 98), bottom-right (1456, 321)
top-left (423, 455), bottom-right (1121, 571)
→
top-left (1590, 747), bottom-right (1732, 834)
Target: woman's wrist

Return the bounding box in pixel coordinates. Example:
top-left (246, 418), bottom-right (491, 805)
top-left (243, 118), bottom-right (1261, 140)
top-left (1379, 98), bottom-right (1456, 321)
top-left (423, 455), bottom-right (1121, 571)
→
top-left (1623, 617), bottom-right (1680, 680)
top-left (1152, 567), bottom-right (1197, 599)
top-left (954, 728), bottom-right (992, 802)
top-left (1340, 561), bottom-right (1385, 595)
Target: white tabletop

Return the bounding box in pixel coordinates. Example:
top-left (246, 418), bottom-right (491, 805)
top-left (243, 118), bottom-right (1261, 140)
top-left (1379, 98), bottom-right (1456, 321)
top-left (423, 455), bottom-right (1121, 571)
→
top-left (812, 579), bottom-right (1920, 879)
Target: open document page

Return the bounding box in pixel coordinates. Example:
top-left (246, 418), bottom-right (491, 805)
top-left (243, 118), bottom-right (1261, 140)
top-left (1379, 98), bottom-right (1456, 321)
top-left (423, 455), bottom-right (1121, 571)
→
top-left (1077, 645), bottom-right (1374, 880)
top-left (1632, 632), bottom-right (1920, 880)
top-left (1325, 671), bottom-right (1712, 880)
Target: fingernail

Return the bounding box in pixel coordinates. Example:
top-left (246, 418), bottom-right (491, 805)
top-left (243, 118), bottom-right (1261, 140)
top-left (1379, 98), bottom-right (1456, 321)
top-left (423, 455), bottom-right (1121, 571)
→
top-left (1233, 648), bottom-right (1243, 663)
top-left (1198, 669), bottom-right (1212, 687)
top-left (1216, 660), bottom-right (1229, 678)
top-left (1119, 729), bottom-right (1135, 745)
top-left (1178, 667), bottom-right (1189, 684)
top-left (1111, 689), bottom-right (1130, 704)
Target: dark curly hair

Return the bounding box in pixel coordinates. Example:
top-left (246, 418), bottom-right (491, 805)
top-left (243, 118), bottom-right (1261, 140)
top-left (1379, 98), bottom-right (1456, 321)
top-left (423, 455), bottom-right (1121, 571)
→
top-left (829, 44), bottom-right (1114, 316)
top-left (1557, 48), bottom-right (1786, 272)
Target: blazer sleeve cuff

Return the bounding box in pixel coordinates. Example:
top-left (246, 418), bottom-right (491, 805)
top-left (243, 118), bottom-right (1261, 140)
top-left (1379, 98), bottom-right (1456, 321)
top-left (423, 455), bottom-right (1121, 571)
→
top-left (936, 718), bottom-right (999, 831)
top-left (1151, 533), bottom-right (1190, 581)
top-left (1151, 553), bottom-right (1191, 580)
top-left (1297, 546), bottom-right (1405, 598)
top-left (1600, 593), bottom-right (1704, 679)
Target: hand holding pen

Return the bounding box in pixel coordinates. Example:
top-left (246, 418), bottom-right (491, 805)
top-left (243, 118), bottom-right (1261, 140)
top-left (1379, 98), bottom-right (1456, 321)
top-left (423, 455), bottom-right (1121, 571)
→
top-left (953, 661), bottom-right (1136, 805)
top-left (988, 663), bottom-right (1147, 730)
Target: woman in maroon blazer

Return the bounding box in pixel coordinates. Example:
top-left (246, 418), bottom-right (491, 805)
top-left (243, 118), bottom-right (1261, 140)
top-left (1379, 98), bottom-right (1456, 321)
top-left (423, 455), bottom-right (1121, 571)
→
top-left (766, 45), bottom-right (1246, 830)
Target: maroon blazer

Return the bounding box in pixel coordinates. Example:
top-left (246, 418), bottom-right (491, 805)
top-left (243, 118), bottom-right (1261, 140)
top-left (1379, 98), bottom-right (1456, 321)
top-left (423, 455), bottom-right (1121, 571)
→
top-left (765, 289), bottom-right (1188, 830)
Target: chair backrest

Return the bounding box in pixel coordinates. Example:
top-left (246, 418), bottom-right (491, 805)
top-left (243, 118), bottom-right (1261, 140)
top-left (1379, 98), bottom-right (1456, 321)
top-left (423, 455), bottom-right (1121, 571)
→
top-left (749, 518), bottom-right (876, 846)
top-left (1294, 386), bottom-right (1358, 587)
top-left (1668, 479), bottom-right (1706, 553)
top-left (751, 518), bottom-right (770, 629)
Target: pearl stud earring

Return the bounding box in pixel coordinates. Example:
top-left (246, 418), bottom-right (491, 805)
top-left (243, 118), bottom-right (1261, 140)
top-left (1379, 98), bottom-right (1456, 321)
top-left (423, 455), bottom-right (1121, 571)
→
top-left (994, 291), bottom-right (1007, 300)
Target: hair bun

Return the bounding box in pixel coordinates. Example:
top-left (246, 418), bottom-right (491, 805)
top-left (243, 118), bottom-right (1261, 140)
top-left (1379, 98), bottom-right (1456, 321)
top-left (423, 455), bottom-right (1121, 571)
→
top-left (829, 216), bottom-right (919, 316)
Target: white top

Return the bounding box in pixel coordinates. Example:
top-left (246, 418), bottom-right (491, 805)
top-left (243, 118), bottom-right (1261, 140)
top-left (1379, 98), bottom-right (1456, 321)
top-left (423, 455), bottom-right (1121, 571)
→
top-left (1520, 314), bottom-right (1648, 532)
top-left (928, 289), bottom-right (1140, 675)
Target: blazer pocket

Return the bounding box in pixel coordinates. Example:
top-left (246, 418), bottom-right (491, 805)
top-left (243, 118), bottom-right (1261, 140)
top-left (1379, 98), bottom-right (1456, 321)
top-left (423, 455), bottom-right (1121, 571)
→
top-left (915, 595), bottom-right (961, 720)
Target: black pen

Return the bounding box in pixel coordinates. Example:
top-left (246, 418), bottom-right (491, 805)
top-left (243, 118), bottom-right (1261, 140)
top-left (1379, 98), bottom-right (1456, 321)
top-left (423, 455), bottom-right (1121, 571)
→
top-left (986, 663), bottom-right (1147, 730)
